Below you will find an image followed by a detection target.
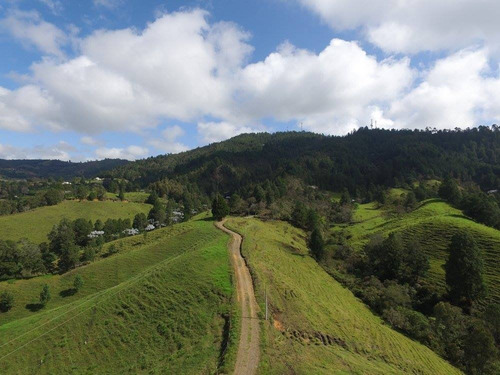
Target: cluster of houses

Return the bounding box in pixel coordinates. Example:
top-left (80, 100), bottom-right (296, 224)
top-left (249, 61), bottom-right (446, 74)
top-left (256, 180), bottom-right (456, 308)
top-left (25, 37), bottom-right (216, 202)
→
top-left (87, 221), bottom-right (156, 240)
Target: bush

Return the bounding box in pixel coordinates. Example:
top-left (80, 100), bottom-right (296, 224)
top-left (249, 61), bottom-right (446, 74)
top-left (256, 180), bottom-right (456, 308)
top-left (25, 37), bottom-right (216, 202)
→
top-left (82, 247), bottom-right (96, 262)
top-left (107, 244), bottom-right (118, 256)
top-left (73, 275), bottom-right (84, 291)
top-left (0, 291), bottom-right (14, 312)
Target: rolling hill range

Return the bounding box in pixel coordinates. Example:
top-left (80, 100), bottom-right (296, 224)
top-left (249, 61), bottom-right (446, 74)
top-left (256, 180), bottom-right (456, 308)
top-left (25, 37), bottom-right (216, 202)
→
top-left (226, 217), bottom-right (461, 374)
top-left (110, 127), bottom-right (500, 194)
top-left (0, 200), bottom-right (151, 243)
top-left (332, 197), bottom-right (500, 305)
top-left (0, 216), bottom-right (234, 374)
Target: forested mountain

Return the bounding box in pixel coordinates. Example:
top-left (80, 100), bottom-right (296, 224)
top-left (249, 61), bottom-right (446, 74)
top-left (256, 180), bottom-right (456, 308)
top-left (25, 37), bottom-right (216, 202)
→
top-left (110, 126), bottom-right (500, 196)
top-left (0, 159), bottom-right (128, 179)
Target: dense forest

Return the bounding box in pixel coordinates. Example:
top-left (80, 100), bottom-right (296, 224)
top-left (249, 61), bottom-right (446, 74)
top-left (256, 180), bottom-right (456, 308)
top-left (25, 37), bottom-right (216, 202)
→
top-left (109, 126), bottom-right (499, 197)
top-left (0, 159), bottom-right (128, 179)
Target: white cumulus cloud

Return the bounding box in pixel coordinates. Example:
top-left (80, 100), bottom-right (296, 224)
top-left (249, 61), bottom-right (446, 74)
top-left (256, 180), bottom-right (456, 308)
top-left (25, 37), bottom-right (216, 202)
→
top-left (389, 48), bottom-right (500, 129)
top-left (298, 0), bottom-right (500, 54)
top-left (235, 39), bottom-right (413, 134)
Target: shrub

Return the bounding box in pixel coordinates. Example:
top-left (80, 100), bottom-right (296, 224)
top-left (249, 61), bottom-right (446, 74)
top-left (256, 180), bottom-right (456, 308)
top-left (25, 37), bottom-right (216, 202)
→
top-left (0, 291), bottom-right (14, 312)
top-left (39, 284), bottom-right (51, 306)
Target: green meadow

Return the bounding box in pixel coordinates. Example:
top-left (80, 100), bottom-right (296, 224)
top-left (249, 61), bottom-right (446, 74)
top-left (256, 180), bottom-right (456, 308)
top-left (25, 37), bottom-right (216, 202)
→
top-left (105, 191), bottom-right (150, 203)
top-left (0, 216), bottom-right (234, 374)
top-left (227, 217), bottom-right (461, 374)
top-left (0, 200), bottom-right (151, 243)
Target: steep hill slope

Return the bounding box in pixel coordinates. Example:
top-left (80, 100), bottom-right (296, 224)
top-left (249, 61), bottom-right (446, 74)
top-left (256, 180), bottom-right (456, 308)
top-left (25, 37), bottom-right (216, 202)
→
top-left (0, 200), bottom-right (151, 243)
top-left (226, 218), bottom-right (461, 374)
top-left (334, 198), bottom-right (500, 304)
top-left (0, 217), bottom-right (234, 374)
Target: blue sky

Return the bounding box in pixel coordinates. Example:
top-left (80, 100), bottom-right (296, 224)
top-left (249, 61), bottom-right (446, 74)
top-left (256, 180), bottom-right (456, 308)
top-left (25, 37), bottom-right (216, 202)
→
top-left (0, 0), bottom-right (499, 160)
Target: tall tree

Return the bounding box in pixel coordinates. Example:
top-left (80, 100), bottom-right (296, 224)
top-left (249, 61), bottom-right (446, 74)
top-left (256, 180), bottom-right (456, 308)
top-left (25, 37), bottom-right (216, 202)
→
top-left (73, 218), bottom-right (93, 247)
top-left (59, 245), bottom-right (80, 272)
top-left (148, 200), bottom-right (166, 225)
top-left (464, 321), bottom-right (498, 375)
top-left (133, 213), bottom-right (148, 230)
top-left (309, 226), bottom-right (324, 261)
top-left (48, 219), bottom-right (75, 256)
top-left (445, 232), bottom-right (486, 306)
top-left (438, 176), bottom-right (461, 205)
top-left (212, 194), bottom-right (229, 221)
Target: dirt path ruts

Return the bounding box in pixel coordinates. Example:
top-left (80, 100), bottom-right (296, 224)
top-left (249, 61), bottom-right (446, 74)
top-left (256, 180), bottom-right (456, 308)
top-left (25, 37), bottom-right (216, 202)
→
top-left (216, 220), bottom-right (260, 375)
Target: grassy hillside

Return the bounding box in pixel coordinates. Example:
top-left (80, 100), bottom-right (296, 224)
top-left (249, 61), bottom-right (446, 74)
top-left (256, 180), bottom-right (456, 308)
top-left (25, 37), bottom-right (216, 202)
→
top-left (227, 217), bottom-right (461, 374)
top-left (334, 197), bottom-right (500, 304)
top-left (0, 200), bottom-right (151, 243)
top-left (0, 216), bottom-right (234, 374)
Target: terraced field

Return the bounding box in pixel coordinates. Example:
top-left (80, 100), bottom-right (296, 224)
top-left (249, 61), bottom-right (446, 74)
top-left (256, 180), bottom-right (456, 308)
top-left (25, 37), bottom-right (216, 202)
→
top-left (0, 200), bottom-right (151, 243)
top-left (0, 216), bottom-right (234, 374)
top-left (334, 198), bottom-right (500, 303)
top-left (227, 218), bottom-right (460, 374)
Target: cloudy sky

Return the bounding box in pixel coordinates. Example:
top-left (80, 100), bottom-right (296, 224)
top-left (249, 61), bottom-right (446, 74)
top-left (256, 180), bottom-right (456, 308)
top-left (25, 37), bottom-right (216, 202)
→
top-left (0, 0), bottom-right (499, 161)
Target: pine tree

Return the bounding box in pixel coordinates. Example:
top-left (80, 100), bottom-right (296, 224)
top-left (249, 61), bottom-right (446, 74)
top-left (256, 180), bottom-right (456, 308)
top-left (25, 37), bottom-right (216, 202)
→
top-left (445, 232), bottom-right (486, 306)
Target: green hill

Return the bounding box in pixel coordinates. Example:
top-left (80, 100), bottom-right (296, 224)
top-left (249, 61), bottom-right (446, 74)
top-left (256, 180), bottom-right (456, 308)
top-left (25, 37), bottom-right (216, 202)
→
top-left (334, 198), bottom-right (500, 304)
top-left (0, 200), bottom-right (151, 243)
top-left (0, 216), bottom-right (234, 374)
top-left (226, 217), bottom-right (461, 374)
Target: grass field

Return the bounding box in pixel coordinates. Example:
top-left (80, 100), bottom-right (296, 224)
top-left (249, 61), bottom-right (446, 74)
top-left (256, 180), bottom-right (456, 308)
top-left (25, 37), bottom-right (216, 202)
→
top-left (0, 216), bottom-right (234, 374)
top-left (0, 200), bottom-right (151, 243)
top-left (334, 198), bottom-right (500, 304)
top-left (227, 217), bottom-right (461, 374)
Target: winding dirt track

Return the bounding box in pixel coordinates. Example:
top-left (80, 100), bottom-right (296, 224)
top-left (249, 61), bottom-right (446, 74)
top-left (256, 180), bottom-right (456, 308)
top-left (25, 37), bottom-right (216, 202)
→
top-left (216, 220), bottom-right (260, 375)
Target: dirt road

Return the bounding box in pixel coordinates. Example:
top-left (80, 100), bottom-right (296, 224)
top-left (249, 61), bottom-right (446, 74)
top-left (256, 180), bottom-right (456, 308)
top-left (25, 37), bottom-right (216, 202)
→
top-left (216, 220), bottom-right (260, 375)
